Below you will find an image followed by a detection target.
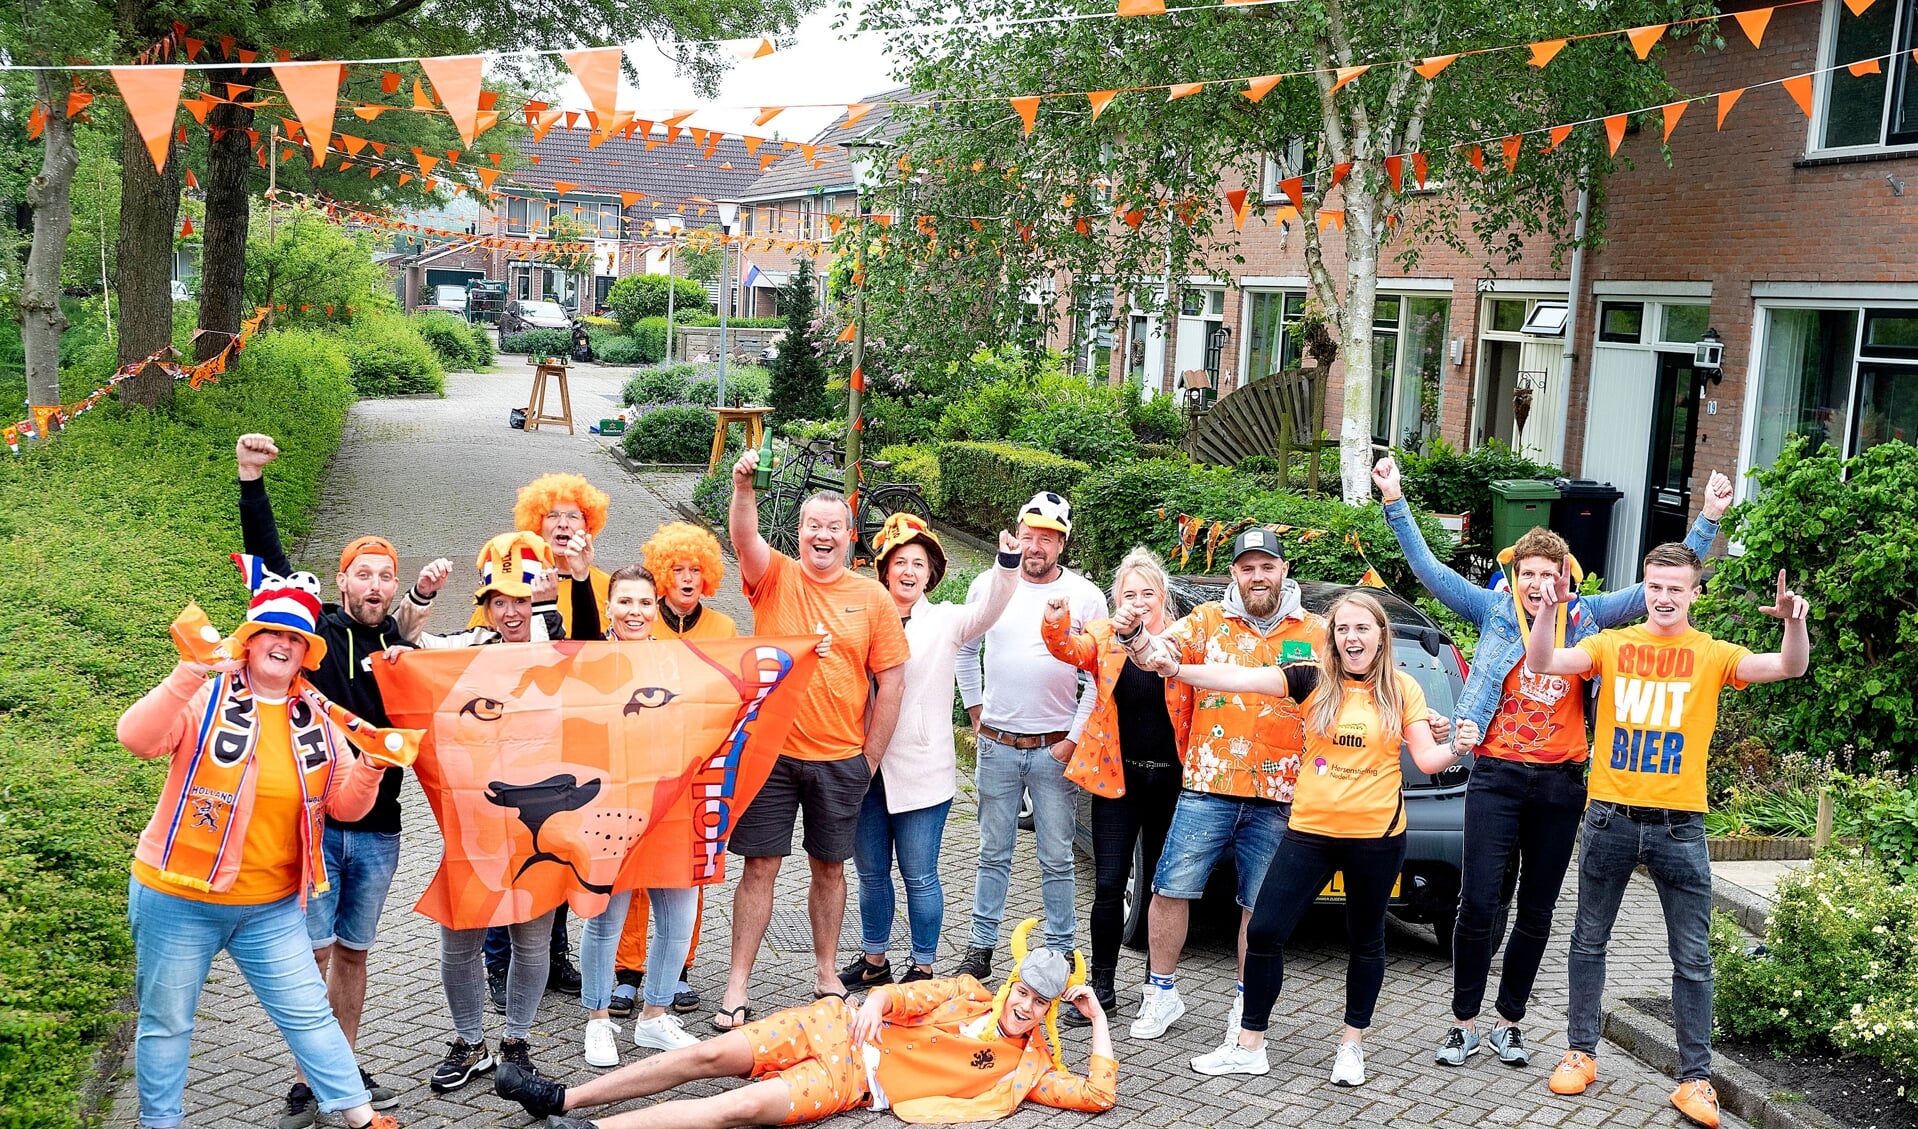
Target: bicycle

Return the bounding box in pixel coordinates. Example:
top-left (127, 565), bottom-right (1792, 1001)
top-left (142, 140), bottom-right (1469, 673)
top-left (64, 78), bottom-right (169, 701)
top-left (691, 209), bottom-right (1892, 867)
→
top-left (756, 438), bottom-right (932, 561)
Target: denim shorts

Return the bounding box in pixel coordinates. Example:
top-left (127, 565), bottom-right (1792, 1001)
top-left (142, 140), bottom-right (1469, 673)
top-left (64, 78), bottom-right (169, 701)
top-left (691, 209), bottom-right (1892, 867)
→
top-left (1152, 790), bottom-right (1290, 908)
top-left (305, 826), bottom-right (402, 951)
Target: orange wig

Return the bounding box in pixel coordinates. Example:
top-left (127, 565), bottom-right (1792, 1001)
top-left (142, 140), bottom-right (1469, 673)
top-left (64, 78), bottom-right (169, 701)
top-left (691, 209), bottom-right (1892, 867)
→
top-left (642, 522), bottom-right (724, 597)
top-left (513, 474), bottom-right (610, 537)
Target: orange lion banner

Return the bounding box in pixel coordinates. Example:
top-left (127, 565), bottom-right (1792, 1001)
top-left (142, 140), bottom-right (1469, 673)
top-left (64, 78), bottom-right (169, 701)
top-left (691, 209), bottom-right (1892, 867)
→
top-left (375, 637), bottom-right (818, 930)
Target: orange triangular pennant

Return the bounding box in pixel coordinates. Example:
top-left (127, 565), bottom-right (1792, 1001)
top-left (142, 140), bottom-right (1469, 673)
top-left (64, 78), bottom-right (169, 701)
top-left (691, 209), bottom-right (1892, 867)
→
top-left (412, 148), bottom-right (439, 176)
top-left (1662, 101), bottom-right (1688, 142)
top-left (551, 181), bottom-right (577, 195)
top-left (620, 191), bottom-right (644, 207)
top-left (474, 167), bottom-right (499, 190)
top-left (273, 61), bottom-right (342, 167)
top-left (564, 47), bottom-right (623, 124)
top-left (1733, 7), bottom-right (1773, 49)
top-left (1087, 90), bottom-right (1117, 121)
top-left (1717, 88), bottom-right (1745, 129)
top-left (421, 55), bottom-right (484, 147)
top-left (1627, 25), bottom-right (1667, 59)
top-left (1605, 113), bottom-right (1628, 155)
top-left (185, 168), bottom-right (198, 189)
top-left (1501, 134), bottom-right (1523, 173)
top-left (1847, 58), bottom-right (1883, 77)
top-left (179, 215), bottom-right (193, 237)
top-left (1412, 151), bottom-right (1430, 189)
top-left (743, 136), bottom-right (763, 156)
top-left (1384, 154), bottom-right (1404, 192)
top-left (1117, 0), bottom-right (1166, 12)
top-left (110, 66), bottom-right (186, 172)
top-left (1414, 54), bottom-right (1457, 79)
top-left (1011, 96), bottom-right (1041, 135)
top-left (1842, 0), bottom-right (1875, 14)
top-left (1544, 124), bottom-right (1573, 152)
top-left (1243, 75), bottom-right (1282, 102)
top-left (754, 107), bottom-right (785, 126)
top-left (1782, 74), bottom-right (1814, 117)
top-left (1328, 162), bottom-right (1352, 189)
top-left (1317, 209), bottom-right (1345, 231)
top-left (1168, 83), bottom-right (1204, 100)
top-left (842, 103), bottom-right (876, 129)
top-left (353, 105), bottom-right (390, 122)
top-left (1225, 187), bottom-right (1248, 230)
top-left (67, 91), bottom-right (93, 119)
top-left (341, 134), bottom-right (368, 155)
top-left (411, 77), bottom-right (435, 110)
top-left (1528, 39), bottom-right (1567, 67)
top-left (1279, 176), bottom-right (1304, 210)
top-left (1331, 65), bottom-right (1370, 92)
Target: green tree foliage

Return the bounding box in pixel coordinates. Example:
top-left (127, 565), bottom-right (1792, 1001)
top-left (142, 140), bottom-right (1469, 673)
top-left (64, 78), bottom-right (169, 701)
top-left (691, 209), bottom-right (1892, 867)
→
top-left (338, 312), bottom-right (444, 396)
top-left (606, 273), bottom-right (712, 332)
top-left (678, 241), bottom-right (725, 284)
top-left (852, 0), bottom-right (1711, 500)
top-left (768, 259), bottom-right (828, 424)
top-left (243, 206), bottom-right (393, 326)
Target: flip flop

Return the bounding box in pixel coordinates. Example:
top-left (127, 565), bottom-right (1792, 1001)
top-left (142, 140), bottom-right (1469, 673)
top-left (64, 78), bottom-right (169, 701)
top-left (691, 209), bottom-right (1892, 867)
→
top-left (711, 1003), bottom-right (753, 1032)
top-left (814, 989), bottom-right (849, 1002)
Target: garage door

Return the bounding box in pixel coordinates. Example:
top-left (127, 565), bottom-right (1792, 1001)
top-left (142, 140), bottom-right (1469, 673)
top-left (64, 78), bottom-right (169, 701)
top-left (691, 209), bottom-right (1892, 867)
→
top-left (425, 269), bottom-right (483, 289)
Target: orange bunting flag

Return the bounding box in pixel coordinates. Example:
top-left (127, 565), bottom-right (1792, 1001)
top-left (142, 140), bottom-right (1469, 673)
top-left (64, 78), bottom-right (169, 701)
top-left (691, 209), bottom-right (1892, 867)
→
top-left (219, 34), bottom-right (235, 59)
top-left (1384, 154), bottom-right (1404, 193)
top-left (110, 66), bottom-right (186, 173)
top-left (551, 181), bottom-right (577, 195)
top-left (273, 61), bottom-right (343, 167)
top-left (1528, 39), bottom-right (1567, 67)
top-left (354, 105), bottom-right (391, 122)
top-left (179, 215), bottom-right (193, 237)
top-left (1847, 58), bottom-right (1883, 77)
top-left (1544, 124), bottom-right (1573, 152)
top-left (185, 168), bottom-right (198, 189)
top-left (564, 47), bottom-right (624, 126)
top-left (1414, 54), bottom-right (1457, 79)
top-left (1411, 151), bottom-right (1429, 189)
top-left (799, 143), bottom-right (817, 161)
top-left (411, 77), bottom-right (435, 111)
top-left (1733, 7), bottom-right (1773, 49)
top-left (341, 134), bottom-right (368, 156)
top-left (842, 103), bottom-right (876, 129)
top-left (1782, 74), bottom-right (1815, 118)
top-left (754, 107), bottom-right (785, 126)
top-left (1842, 0), bottom-right (1875, 13)
top-left (1627, 24), bottom-right (1667, 59)
top-left (532, 107), bottom-right (564, 142)
top-left (836, 321), bottom-right (857, 343)
top-left (474, 167), bottom-right (500, 190)
top-left (182, 94), bottom-right (213, 124)
top-left (1279, 175), bottom-right (1305, 211)
top-left (759, 153), bottom-right (778, 169)
top-left (620, 191), bottom-right (644, 207)
top-left (1225, 187), bottom-right (1248, 230)
top-left (1501, 134), bottom-right (1523, 173)
top-left (422, 55), bottom-right (485, 147)
top-left (1117, 0), bottom-right (1166, 12)
top-left (1168, 83), bottom-right (1204, 100)
top-left (413, 148), bottom-right (439, 176)
top-left (67, 91), bottom-right (93, 119)
top-left (374, 639), bottom-right (817, 929)
top-left (1328, 162), bottom-right (1352, 190)
top-left (1468, 144), bottom-right (1487, 173)
top-left (1331, 65), bottom-right (1370, 92)
top-left (1011, 96), bottom-right (1041, 136)
top-left (1605, 113), bottom-right (1628, 155)
top-left (1662, 101), bottom-right (1689, 143)
top-left (381, 71), bottom-right (401, 94)
top-left (182, 36), bottom-right (204, 60)
top-left (849, 365), bottom-right (866, 392)
top-left (1317, 209), bottom-right (1345, 232)
top-left (1717, 88), bottom-right (1745, 129)
top-left (1087, 90), bottom-right (1117, 121)
top-left (1243, 75), bottom-right (1282, 103)
top-left (743, 136), bottom-right (763, 156)
top-left (26, 103), bottom-right (43, 141)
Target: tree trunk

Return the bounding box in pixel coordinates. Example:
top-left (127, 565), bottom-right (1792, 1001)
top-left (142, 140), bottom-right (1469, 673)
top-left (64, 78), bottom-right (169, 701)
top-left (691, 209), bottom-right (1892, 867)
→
top-left (196, 96), bottom-right (258, 361)
top-left (21, 71), bottom-right (79, 429)
top-left (114, 112), bottom-right (182, 375)
top-left (1337, 193), bottom-right (1381, 505)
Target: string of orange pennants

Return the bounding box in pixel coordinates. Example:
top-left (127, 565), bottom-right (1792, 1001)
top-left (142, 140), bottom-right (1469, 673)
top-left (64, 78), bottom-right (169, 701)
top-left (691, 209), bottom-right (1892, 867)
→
top-left (1164, 509), bottom-right (1389, 586)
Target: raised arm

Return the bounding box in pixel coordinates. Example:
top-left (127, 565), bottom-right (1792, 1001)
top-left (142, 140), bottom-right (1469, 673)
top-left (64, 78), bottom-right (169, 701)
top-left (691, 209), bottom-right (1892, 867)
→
top-left (954, 531), bottom-right (1023, 644)
top-left (1735, 570), bottom-right (1812, 684)
top-left (1031, 985), bottom-right (1118, 1112)
top-left (1040, 598), bottom-right (1101, 672)
top-left (1585, 470), bottom-right (1729, 628)
top-left (236, 434), bottom-right (295, 577)
top-left (727, 449), bottom-right (773, 589)
top-left (955, 572), bottom-right (990, 729)
top-left (1063, 585), bottom-right (1109, 745)
top-left (1373, 457), bottom-right (1496, 622)
top-left (1526, 570), bottom-right (1595, 676)
top-left (117, 665), bottom-right (211, 760)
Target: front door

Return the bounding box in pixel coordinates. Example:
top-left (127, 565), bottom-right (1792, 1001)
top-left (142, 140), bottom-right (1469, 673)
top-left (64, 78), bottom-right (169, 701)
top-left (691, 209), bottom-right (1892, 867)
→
top-left (1643, 351), bottom-right (1704, 556)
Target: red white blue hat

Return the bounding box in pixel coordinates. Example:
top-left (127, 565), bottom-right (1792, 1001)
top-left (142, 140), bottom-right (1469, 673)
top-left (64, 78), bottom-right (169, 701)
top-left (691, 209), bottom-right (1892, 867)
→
top-left (474, 530), bottom-right (555, 602)
top-left (229, 553), bottom-right (328, 669)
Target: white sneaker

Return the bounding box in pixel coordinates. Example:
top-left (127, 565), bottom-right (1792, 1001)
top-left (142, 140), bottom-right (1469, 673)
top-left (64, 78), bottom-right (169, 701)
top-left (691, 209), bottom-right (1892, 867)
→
top-left (631, 1012), bottom-right (702, 1051)
top-left (1192, 1039), bottom-right (1269, 1076)
top-left (1330, 1040), bottom-right (1367, 1087)
top-left (1129, 984), bottom-right (1185, 1039)
top-left (582, 1018), bottom-right (620, 1068)
top-left (1224, 993), bottom-right (1244, 1044)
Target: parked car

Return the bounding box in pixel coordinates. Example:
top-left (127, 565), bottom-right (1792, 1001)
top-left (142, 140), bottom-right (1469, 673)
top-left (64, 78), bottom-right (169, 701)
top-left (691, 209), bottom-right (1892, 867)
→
top-left (420, 284), bottom-right (468, 315)
top-left (1051, 576), bottom-right (1496, 956)
top-left (498, 299), bottom-right (572, 341)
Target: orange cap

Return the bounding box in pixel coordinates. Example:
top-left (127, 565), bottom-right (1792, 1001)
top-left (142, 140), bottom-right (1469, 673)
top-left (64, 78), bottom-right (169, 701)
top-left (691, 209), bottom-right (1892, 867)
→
top-left (339, 535), bottom-right (399, 573)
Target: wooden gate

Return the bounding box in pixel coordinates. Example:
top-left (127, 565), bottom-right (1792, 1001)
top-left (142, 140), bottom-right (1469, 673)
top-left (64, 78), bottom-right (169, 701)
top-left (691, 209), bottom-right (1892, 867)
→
top-left (1183, 369), bottom-right (1337, 492)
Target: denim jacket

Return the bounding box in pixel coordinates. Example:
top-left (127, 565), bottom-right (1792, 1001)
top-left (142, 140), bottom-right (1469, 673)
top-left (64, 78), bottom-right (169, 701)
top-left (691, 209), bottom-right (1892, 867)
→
top-left (1380, 497), bottom-right (1720, 732)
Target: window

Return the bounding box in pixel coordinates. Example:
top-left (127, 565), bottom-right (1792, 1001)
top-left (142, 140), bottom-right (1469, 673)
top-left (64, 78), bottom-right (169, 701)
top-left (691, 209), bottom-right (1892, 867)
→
top-left (1181, 288), bottom-right (1224, 317)
top-left (1490, 299), bottom-right (1527, 333)
top-left (1660, 304), bottom-right (1711, 345)
top-left (1520, 301), bottom-right (1569, 336)
top-left (1600, 302), bottom-right (1645, 343)
top-left (1259, 138), bottom-right (1316, 204)
top-left (1373, 296), bottom-right (1451, 448)
top-left (505, 195), bottom-right (537, 234)
top-left (1749, 305), bottom-right (1918, 481)
top-left (1815, 0), bottom-right (1918, 151)
top-left (1245, 291), bottom-right (1307, 378)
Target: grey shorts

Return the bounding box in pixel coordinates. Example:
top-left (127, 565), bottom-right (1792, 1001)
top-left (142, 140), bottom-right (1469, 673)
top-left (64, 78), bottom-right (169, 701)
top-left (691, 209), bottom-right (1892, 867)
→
top-left (730, 753), bottom-right (872, 862)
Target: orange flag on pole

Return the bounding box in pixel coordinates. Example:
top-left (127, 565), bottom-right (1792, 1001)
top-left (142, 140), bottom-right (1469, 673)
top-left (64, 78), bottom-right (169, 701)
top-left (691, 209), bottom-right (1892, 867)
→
top-left (563, 47), bottom-right (624, 126)
top-left (421, 55), bottom-right (485, 147)
top-left (273, 61), bottom-right (343, 167)
top-left (375, 639), bottom-right (817, 928)
top-left (111, 66), bottom-right (186, 173)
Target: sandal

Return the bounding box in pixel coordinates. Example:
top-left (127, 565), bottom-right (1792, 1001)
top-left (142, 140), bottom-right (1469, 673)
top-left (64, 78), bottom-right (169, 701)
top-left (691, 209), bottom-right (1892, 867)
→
top-left (814, 989), bottom-right (849, 1002)
top-left (711, 1003), bottom-right (754, 1032)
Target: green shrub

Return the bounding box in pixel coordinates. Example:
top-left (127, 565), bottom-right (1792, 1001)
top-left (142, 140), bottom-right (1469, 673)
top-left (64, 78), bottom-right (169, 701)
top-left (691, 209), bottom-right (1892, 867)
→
top-left (606, 273), bottom-right (711, 332)
top-left (1394, 438), bottom-right (1558, 557)
top-left (623, 365), bottom-right (693, 406)
top-left (630, 317), bottom-right (669, 364)
top-left (461, 318), bottom-right (495, 368)
top-left (588, 332), bottom-right (652, 366)
top-left (1128, 386), bottom-right (1187, 447)
top-left (0, 329), bottom-right (355, 1122)
top-left (878, 443), bottom-right (940, 500)
top-left (339, 313), bottom-right (445, 397)
top-left (686, 365), bottom-right (770, 408)
top-left (935, 441), bottom-right (1090, 537)
top-left (769, 260), bottom-right (828, 425)
top-left (623, 405), bottom-right (716, 464)
top-left (1694, 437), bottom-right (1918, 770)
top-left (692, 460), bottom-right (734, 527)
top-left (500, 327), bottom-right (573, 357)
top-left (414, 310), bottom-right (485, 369)
top-left (860, 392), bottom-right (936, 448)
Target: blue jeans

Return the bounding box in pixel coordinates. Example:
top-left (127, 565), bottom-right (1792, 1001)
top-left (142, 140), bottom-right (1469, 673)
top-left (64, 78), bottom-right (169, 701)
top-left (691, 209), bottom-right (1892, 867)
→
top-left (969, 734), bottom-right (1076, 951)
top-left (1152, 790), bottom-right (1289, 908)
top-left (579, 891), bottom-right (633, 1012)
top-left (305, 826), bottom-right (401, 951)
top-left (486, 903), bottom-right (569, 971)
top-left (853, 772), bottom-right (952, 966)
top-left (129, 879), bottom-right (370, 1128)
top-left (1567, 802), bottom-right (1715, 1081)
top-left (640, 888), bottom-right (698, 1009)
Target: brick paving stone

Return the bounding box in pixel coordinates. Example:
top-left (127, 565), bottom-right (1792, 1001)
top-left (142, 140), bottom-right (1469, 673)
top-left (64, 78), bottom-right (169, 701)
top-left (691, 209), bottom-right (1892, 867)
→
top-left (100, 368), bottom-right (1739, 1128)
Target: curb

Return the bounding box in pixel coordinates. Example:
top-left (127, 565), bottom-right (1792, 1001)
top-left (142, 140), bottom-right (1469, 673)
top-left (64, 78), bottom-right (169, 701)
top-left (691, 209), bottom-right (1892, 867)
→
top-left (1602, 998), bottom-right (1849, 1129)
top-left (1711, 876), bottom-right (1774, 936)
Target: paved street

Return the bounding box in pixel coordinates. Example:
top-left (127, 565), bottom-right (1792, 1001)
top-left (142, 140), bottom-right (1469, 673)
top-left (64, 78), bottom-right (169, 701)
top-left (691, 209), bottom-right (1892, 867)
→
top-left (101, 366), bottom-right (1740, 1128)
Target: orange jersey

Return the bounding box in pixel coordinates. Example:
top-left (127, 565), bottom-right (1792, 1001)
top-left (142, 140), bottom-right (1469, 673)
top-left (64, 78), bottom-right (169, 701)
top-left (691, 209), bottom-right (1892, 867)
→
top-left (1480, 662), bottom-right (1589, 764)
top-left (1282, 668), bottom-right (1428, 838)
top-left (745, 553), bottom-right (910, 762)
top-left (651, 606), bottom-right (739, 641)
top-left (1578, 625), bottom-right (1751, 813)
top-left (1163, 603), bottom-right (1323, 802)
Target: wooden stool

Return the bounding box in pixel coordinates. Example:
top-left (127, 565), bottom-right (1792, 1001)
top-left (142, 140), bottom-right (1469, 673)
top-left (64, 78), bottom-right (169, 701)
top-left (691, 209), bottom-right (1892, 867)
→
top-left (524, 358), bottom-right (574, 434)
top-left (707, 405), bottom-right (774, 472)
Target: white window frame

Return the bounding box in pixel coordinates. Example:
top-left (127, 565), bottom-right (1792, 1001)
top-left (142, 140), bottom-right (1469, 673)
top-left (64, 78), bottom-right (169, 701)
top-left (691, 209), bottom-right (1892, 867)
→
top-left (1808, 0), bottom-right (1918, 157)
top-left (1259, 138), bottom-right (1313, 204)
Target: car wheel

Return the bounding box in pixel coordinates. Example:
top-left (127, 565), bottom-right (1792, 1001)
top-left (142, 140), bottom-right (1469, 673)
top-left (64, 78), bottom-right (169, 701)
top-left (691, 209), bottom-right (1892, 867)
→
top-left (1121, 831), bottom-right (1149, 950)
top-left (1016, 788), bottom-right (1034, 831)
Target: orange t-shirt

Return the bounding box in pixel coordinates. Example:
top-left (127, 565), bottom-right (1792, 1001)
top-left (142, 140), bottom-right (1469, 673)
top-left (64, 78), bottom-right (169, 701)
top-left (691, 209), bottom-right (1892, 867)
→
top-left (1480, 662), bottom-right (1589, 764)
top-left (1578, 625), bottom-right (1751, 813)
top-left (1281, 668), bottom-right (1429, 838)
top-left (745, 552), bottom-right (910, 761)
top-left (133, 700), bottom-right (304, 904)
top-left (1164, 604), bottom-right (1324, 802)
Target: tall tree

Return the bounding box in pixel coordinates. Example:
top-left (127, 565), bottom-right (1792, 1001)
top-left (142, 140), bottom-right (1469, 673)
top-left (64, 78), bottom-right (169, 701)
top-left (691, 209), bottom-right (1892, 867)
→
top-left (858, 0), bottom-right (1712, 500)
top-left (111, 0), bottom-right (183, 373)
top-left (768, 257), bottom-right (826, 424)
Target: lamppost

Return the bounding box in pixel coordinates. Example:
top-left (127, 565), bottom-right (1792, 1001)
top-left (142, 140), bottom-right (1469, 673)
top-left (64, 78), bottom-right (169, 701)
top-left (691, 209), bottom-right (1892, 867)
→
top-left (653, 215), bottom-right (684, 364)
top-left (842, 139), bottom-right (883, 495)
top-left (716, 201), bottom-right (739, 407)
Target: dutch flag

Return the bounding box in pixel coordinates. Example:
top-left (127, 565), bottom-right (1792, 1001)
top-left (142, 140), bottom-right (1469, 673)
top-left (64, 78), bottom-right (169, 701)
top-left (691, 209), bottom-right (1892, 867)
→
top-left (744, 263), bottom-right (765, 290)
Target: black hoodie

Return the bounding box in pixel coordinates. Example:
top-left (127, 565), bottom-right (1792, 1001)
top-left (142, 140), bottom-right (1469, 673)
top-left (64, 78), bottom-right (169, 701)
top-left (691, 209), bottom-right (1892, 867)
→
top-left (239, 476), bottom-right (414, 834)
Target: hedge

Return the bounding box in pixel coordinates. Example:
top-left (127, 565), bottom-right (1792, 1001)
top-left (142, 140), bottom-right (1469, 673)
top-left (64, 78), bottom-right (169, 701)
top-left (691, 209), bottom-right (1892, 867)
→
top-left (877, 443), bottom-right (940, 501)
top-left (934, 441), bottom-right (1090, 538)
top-left (413, 311), bottom-right (490, 370)
top-left (499, 328), bottom-right (573, 358)
top-left (340, 313), bottom-right (445, 397)
top-left (623, 405), bottom-right (716, 464)
top-left (0, 329), bottom-right (356, 1123)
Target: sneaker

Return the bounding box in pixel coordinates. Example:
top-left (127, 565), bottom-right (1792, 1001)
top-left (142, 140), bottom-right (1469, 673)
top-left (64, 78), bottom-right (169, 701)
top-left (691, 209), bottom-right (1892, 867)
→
top-left (1223, 994), bottom-right (1243, 1044)
top-left (899, 966), bottom-right (935, 984)
top-left (1487, 1025), bottom-right (1530, 1066)
top-left (672, 979), bottom-right (701, 1015)
top-left (548, 956), bottom-right (583, 994)
top-left (1330, 1040), bottom-right (1367, 1087)
top-left (499, 1037), bottom-right (537, 1073)
top-left (1548, 1050), bottom-right (1597, 1095)
top-left (607, 982), bottom-right (637, 1019)
top-left (1129, 984), bottom-right (1185, 1039)
top-left (344, 1116), bottom-right (399, 1129)
top-left (632, 1012), bottom-right (703, 1051)
top-left (952, 946), bottom-right (994, 983)
top-left (278, 1082), bottom-right (315, 1129)
top-left (494, 1061), bottom-right (568, 1119)
top-left (1192, 1039), bottom-right (1270, 1077)
top-left (360, 1069), bottom-right (399, 1110)
top-left (1062, 1001), bottom-right (1093, 1028)
top-left (545, 1117), bottom-right (599, 1129)
top-left (582, 1017), bottom-right (621, 1068)
top-left (1434, 1025), bottom-right (1481, 1066)
top-left (430, 1038), bottom-right (494, 1093)
top-left (839, 953), bottom-right (895, 990)
top-left (487, 965), bottom-right (509, 1014)
top-left (1670, 1080), bottom-right (1721, 1128)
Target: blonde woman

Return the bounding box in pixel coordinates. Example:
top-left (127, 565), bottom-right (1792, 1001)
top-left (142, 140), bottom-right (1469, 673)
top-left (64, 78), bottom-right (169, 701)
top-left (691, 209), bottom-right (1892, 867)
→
top-left (1136, 591), bottom-right (1475, 1087)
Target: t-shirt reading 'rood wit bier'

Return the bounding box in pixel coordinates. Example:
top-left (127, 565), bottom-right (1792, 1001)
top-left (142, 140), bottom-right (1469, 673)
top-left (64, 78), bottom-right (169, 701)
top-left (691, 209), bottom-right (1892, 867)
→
top-left (1576, 625), bottom-right (1752, 813)
top-left (1279, 665), bottom-right (1429, 839)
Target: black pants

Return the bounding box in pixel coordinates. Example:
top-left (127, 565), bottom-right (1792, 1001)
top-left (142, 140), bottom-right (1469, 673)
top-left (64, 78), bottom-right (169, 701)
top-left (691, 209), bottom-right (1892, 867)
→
top-left (1242, 828), bottom-right (1406, 1032)
top-left (1088, 761), bottom-right (1181, 969)
top-left (1450, 755), bottom-right (1587, 1023)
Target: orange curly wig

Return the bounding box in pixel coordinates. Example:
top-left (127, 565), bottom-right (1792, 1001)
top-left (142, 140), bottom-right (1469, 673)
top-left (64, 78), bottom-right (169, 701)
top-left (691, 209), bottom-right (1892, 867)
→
top-left (514, 474), bottom-right (610, 537)
top-left (642, 522), bottom-right (724, 597)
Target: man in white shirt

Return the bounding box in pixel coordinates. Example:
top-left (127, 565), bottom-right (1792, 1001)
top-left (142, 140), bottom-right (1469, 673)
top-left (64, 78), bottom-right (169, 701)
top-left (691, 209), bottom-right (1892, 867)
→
top-left (954, 492), bottom-right (1108, 981)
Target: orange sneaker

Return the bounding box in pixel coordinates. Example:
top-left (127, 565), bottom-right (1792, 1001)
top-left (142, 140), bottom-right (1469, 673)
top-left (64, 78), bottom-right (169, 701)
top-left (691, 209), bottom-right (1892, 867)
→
top-left (1547, 1050), bottom-right (1597, 1095)
top-left (1670, 1079), bottom-right (1721, 1128)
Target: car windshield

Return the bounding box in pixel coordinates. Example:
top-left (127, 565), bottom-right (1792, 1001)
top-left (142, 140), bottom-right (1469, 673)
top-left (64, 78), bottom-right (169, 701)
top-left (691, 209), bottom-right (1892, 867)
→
top-left (435, 287), bottom-right (467, 306)
top-left (522, 301), bottom-right (566, 319)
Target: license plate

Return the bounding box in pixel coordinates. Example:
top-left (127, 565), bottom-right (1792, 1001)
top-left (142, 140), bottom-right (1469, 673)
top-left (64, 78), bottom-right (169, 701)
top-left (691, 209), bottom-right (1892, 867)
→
top-left (1319, 871), bottom-right (1404, 899)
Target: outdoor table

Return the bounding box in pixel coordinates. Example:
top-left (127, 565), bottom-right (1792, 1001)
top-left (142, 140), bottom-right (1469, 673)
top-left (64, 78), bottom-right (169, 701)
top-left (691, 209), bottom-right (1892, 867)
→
top-left (524, 357), bottom-right (574, 434)
top-left (707, 405), bottom-right (774, 472)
